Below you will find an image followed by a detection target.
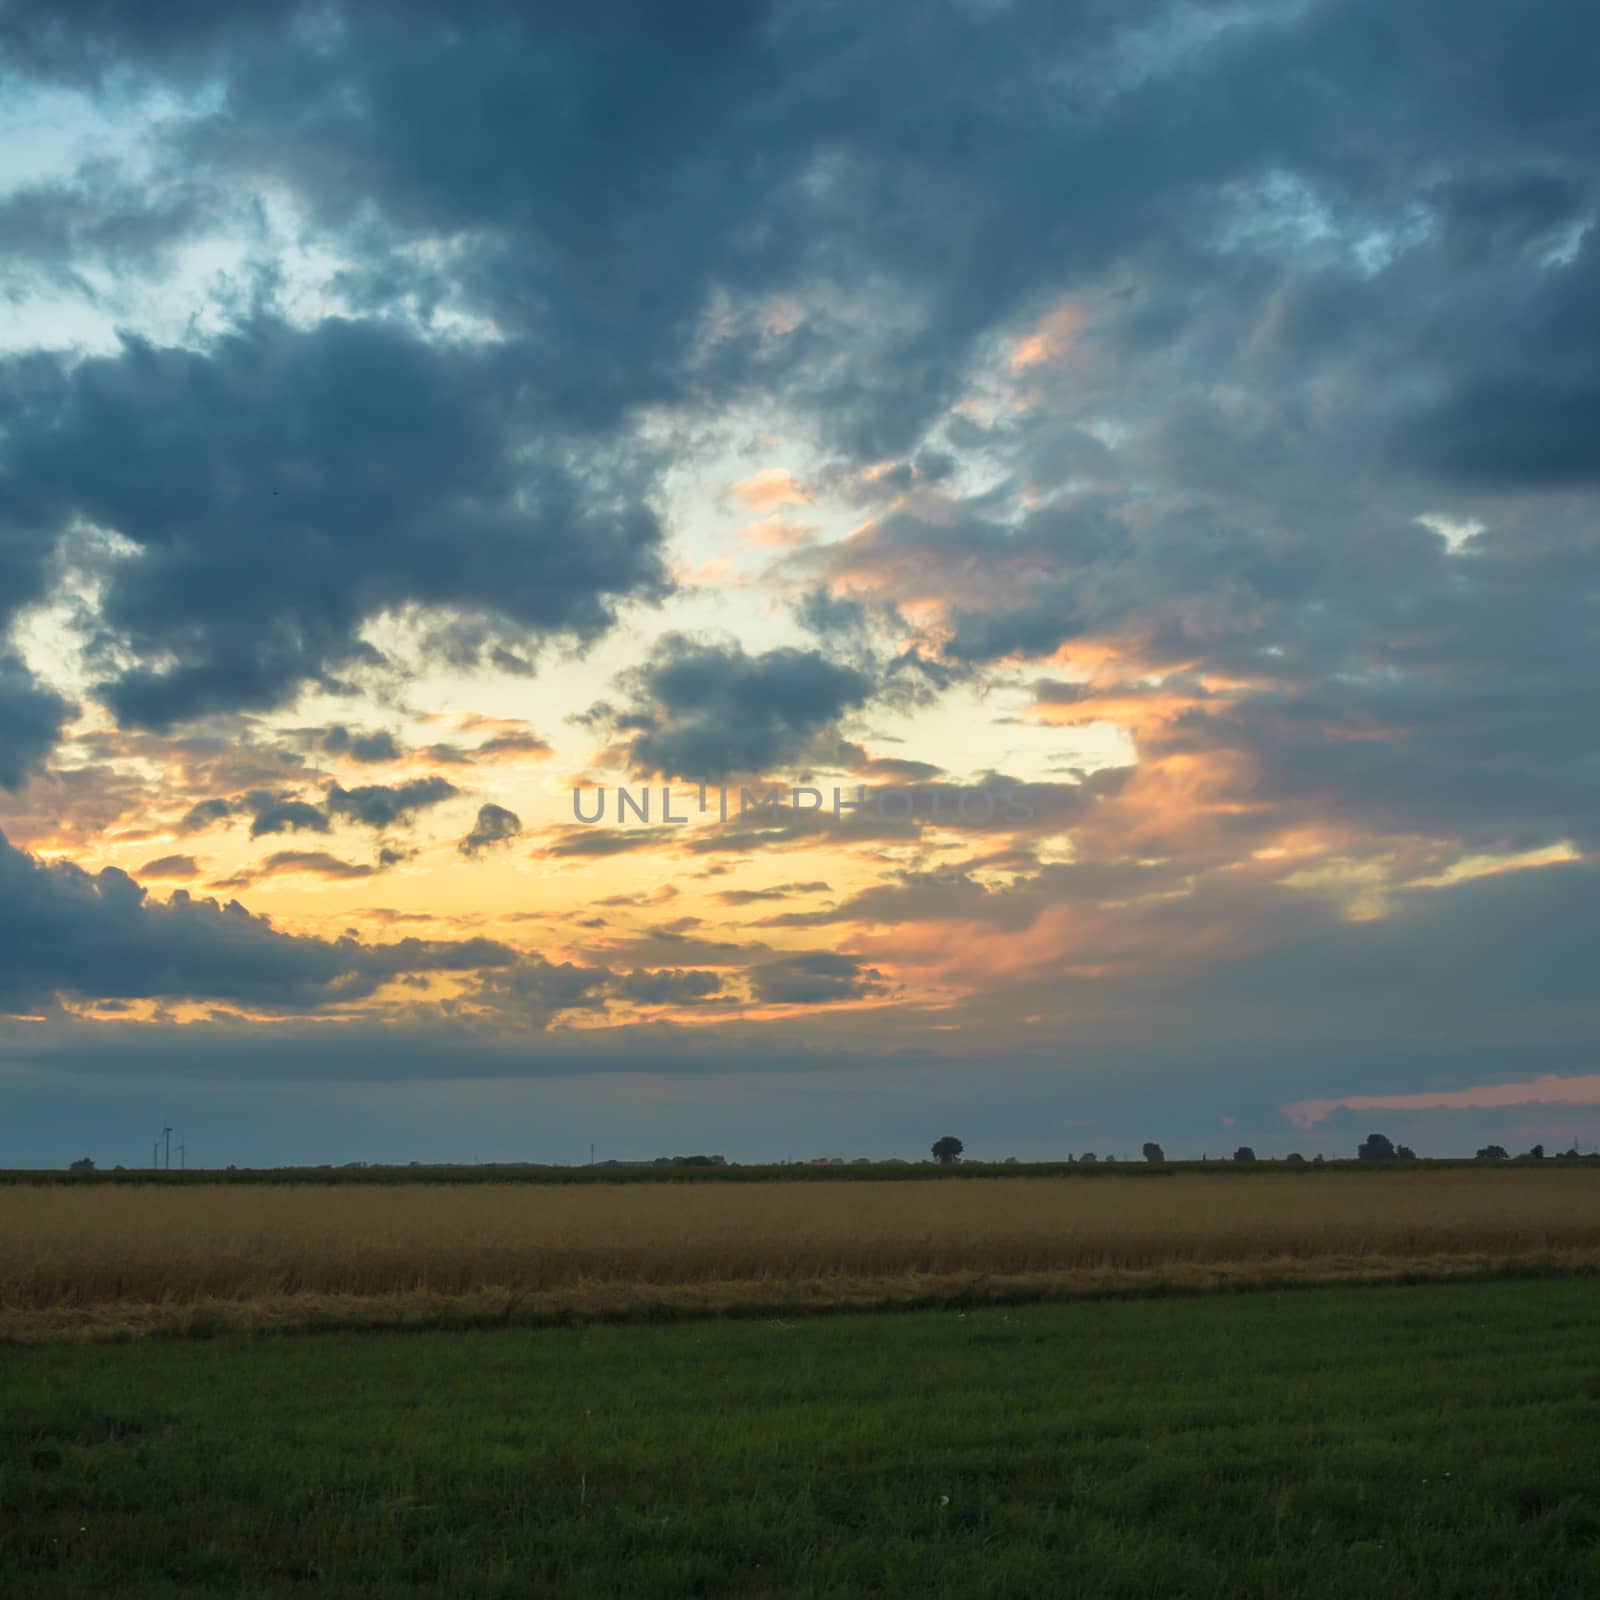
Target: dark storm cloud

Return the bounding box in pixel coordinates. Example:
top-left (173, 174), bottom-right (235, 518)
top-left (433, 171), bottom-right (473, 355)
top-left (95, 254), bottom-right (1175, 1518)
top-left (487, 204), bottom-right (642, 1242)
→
top-left (0, 655), bottom-right (73, 790)
top-left (930, 858), bottom-right (1600, 1083)
top-left (467, 954), bottom-right (727, 1027)
top-left (1425, 170), bottom-right (1588, 267)
top-left (9, 855), bottom-right (1597, 1110)
top-left (0, 163), bottom-right (223, 281)
top-left (246, 793), bottom-right (330, 839)
top-left (3, 0), bottom-right (1595, 755)
top-left (458, 802), bottom-right (521, 858)
top-left (819, 437), bottom-right (1597, 853)
top-left (321, 725), bottom-right (403, 763)
top-left (611, 968), bottom-right (724, 1006)
top-left (15, 0), bottom-right (1548, 472)
top-left (1144, 618), bottom-right (1600, 857)
top-left (790, 588), bottom-right (885, 660)
top-left (993, 518), bottom-right (1600, 857)
top-left (0, 316), bottom-right (669, 730)
top-left (1170, 860), bottom-right (1600, 1029)
top-left (750, 951), bottom-right (886, 1006)
top-left (0, 825), bottom-right (515, 1014)
top-left (593, 634), bottom-right (876, 780)
top-left (325, 776), bottom-right (459, 830)
top-left (6, 0), bottom-right (788, 428)
top-left (178, 797), bottom-right (235, 834)
top-left (1400, 370), bottom-right (1600, 489)
top-left (824, 492), bottom-right (1266, 669)
top-left (0, 1008), bottom-right (897, 1090)
top-left (5, 0), bottom-right (1598, 471)
top-left (1390, 276), bottom-right (1600, 494)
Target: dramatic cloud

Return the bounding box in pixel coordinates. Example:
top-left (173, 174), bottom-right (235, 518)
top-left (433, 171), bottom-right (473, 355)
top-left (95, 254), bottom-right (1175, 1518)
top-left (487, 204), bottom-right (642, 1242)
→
top-left (325, 777), bottom-right (459, 831)
top-left (459, 802), bottom-right (522, 858)
top-left (178, 797), bottom-right (235, 834)
top-left (321, 726), bottom-right (403, 764)
top-left (0, 655), bottom-right (73, 791)
top-left (246, 794), bottom-right (330, 839)
top-left (0, 827), bottom-right (514, 1015)
top-left (611, 968), bottom-right (725, 1006)
top-left (0, 317), bottom-right (670, 729)
top-left (750, 952), bottom-right (886, 1006)
top-left (593, 635), bottom-right (877, 779)
top-left (467, 956), bottom-right (727, 1028)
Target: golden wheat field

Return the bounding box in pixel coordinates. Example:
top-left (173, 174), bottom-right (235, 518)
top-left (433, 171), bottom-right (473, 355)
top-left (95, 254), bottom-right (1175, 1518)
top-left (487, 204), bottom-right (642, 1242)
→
top-left (6, 1170), bottom-right (1600, 1342)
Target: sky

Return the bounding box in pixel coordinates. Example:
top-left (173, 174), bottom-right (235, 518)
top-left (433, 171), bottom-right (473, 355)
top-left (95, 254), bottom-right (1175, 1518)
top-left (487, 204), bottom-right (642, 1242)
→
top-left (2, 0), bottom-right (1598, 1168)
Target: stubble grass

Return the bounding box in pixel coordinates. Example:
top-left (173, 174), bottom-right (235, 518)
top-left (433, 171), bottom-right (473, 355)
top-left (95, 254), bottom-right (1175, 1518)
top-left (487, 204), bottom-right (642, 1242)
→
top-left (6, 1169), bottom-right (1600, 1343)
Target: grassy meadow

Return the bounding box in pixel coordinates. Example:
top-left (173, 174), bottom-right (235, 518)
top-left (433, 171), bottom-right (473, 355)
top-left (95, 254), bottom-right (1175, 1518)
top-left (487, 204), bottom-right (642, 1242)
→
top-left (6, 1276), bottom-right (1599, 1597)
top-left (6, 1167), bottom-right (1600, 1342)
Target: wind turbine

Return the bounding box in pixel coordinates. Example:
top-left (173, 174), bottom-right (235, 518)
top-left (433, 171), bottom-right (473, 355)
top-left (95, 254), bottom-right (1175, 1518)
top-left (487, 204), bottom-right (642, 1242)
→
top-left (162, 1124), bottom-right (173, 1171)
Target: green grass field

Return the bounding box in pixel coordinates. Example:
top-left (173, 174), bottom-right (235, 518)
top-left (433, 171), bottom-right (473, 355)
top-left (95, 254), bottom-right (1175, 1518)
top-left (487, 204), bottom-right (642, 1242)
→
top-left (6, 1277), bottom-right (1599, 1598)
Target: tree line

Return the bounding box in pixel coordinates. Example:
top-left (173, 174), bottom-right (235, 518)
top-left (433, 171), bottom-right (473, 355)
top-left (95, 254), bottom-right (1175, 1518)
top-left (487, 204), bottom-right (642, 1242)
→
top-left (929, 1134), bottom-right (1578, 1164)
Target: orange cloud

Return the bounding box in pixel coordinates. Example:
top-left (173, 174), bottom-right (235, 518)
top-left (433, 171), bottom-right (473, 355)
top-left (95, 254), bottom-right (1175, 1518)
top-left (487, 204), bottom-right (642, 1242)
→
top-left (1079, 748), bottom-right (1266, 857)
top-left (737, 515), bottom-right (821, 548)
top-left (1283, 1072), bottom-right (1600, 1129)
top-left (728, 468), bottom-right (811, 512)
top-left (1025, 683), bottom-right (1225, 740)
top-left (673, 553), bottom-right (737, 586)
top-left (1010, 300), bottom-right (1088, 374)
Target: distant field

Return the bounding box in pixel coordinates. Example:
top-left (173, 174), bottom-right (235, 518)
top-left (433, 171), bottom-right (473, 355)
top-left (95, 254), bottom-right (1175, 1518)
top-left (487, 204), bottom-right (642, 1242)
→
top-left (3, 1156), bottom-right (1586, 1186)
top-left (5, 1168), bottom-right (1599, 1342)
top-left (6, 1278), bottom-right (1599, 1597)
